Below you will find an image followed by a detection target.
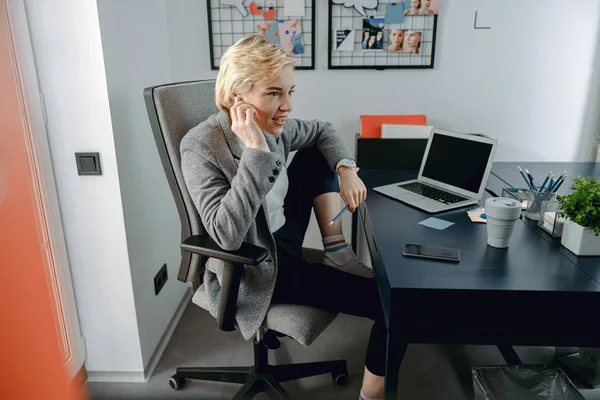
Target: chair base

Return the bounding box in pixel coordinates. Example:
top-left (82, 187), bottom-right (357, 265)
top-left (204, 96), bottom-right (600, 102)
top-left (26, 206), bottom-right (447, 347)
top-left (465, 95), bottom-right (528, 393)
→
top-left (169, 337), bottom-right (348, 399)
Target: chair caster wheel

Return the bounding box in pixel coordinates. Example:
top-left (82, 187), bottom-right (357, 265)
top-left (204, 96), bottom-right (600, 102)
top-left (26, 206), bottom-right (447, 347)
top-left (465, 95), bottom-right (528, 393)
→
top-left (332, 371), bottom-right (348, 386)
top-left (169, 376), bottom-right (186, 390)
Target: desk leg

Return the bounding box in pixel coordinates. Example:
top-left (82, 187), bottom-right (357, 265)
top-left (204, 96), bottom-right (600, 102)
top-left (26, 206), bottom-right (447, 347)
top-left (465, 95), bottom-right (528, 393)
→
top-left (351, 210), bottom-right (358, 253)
top-left (384, 329), bottom-right (407, 400)
top-left (497, 345), bottom-right (522, 365)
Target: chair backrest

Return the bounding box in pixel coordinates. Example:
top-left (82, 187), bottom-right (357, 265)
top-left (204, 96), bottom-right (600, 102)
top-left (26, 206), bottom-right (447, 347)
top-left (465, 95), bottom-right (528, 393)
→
top-left (144, 80), bottom-right (219, 283)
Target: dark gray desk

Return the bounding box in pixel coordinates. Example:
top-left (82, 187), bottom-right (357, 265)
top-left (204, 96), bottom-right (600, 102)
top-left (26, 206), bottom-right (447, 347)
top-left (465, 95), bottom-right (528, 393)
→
top-left (491, 163), bottom-right (600, 282)
top-left (358, 165), bottom-right (600, 400)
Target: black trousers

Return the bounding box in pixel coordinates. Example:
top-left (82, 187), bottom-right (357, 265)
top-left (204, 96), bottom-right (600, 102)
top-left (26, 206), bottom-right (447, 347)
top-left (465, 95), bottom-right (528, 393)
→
top-left (270, 147), bottom-right (405, 377)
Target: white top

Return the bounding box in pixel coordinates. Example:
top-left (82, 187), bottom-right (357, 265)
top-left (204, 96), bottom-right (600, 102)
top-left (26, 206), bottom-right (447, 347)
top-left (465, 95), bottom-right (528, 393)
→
top-left (262, 143), bottom-right (289, 233)
top-left (239, 136), bottom-right (354, 233)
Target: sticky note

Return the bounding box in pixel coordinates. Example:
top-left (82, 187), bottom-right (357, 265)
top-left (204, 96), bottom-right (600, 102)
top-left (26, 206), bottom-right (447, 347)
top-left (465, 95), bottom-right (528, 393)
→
top-left (284, 0), bottom-right (305, 16)
top-left (385, 2), bottom-right (404, 24)
top-left (419, 217), bottom-right (455, 230)
top-left (467, 211), bottom-right (487, 224)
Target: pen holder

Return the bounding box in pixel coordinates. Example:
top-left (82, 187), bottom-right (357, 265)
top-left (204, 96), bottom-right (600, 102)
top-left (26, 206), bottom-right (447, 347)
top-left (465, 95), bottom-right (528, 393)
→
top-left (537, 200), bottom-right (565, 238)
top-left (524, 191), bottom-right (557, 221)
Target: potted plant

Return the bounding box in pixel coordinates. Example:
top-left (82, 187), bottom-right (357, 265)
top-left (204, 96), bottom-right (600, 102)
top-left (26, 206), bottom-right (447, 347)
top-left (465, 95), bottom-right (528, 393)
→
top-left (557, 176), bottom-right (600, 256)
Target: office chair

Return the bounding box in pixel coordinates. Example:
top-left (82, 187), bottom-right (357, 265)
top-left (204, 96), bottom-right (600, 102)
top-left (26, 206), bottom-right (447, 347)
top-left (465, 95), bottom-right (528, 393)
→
top-left (144, 80), bottom-right (348, 399)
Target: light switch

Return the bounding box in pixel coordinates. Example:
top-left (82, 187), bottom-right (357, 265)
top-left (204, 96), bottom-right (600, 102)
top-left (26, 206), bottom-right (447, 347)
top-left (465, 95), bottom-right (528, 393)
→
top-left (75, 152), bottom-right (102, 175)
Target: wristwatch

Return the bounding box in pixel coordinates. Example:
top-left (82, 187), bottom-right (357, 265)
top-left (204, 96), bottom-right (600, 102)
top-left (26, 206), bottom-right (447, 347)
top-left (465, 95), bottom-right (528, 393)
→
top-left (336, 159), bottom-right (358, 174)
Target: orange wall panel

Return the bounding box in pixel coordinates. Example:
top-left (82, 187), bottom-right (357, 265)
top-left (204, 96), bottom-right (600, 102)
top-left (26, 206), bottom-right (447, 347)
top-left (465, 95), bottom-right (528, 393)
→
top-left (0, 3), bottom-right (83, 399)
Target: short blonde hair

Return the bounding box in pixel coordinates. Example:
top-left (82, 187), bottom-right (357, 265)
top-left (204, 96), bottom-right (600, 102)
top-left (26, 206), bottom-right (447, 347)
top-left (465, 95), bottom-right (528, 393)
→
top-left (215, 34), bottom-right (295, 112)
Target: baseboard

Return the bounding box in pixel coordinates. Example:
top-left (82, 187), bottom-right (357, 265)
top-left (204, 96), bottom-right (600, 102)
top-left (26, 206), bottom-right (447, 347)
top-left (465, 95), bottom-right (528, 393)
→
top-left (86, 286), bottom-right (193, 383)
top-left (144, 286), bottom-right (193, 381)
top-left (86, 370), bottom-right (146, 383)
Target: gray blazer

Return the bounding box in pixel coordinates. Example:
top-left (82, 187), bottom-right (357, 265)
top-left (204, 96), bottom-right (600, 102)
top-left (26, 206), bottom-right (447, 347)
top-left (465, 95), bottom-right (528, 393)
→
top-left (180, 111), bottom-right (352, 340)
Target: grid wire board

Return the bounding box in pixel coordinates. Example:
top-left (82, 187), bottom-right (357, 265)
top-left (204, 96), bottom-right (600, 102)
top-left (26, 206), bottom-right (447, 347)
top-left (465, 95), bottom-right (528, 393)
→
top-left (207, 0), bottom-right (316, 70)
top-left (328, 0), bottom-right (437, 69)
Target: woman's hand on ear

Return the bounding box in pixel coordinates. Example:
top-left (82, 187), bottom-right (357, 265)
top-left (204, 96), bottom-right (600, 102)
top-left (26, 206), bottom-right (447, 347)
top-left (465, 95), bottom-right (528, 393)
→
top-left (230, 96), bottom-right (266, 150)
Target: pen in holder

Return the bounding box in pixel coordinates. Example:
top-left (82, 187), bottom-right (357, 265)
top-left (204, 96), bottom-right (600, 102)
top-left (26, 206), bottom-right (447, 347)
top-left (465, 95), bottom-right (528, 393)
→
top-left (502, 188), bottom-right (530, 209)
top-left (524, 190), bottom-right (557, 220)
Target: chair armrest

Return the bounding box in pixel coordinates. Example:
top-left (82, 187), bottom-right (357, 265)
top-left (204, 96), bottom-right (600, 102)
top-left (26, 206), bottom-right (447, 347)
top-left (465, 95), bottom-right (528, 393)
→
top-left (180, 235), bottom-right (269, 332)
top-left (181, 235), bottom-right (269, 265)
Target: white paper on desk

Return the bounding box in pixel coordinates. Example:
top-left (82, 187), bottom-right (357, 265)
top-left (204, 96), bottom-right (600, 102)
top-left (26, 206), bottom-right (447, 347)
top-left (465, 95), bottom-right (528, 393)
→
top-left (381, 124), bottom-right (433, 139)
top-left (284, 0), bottom-right (305, 16)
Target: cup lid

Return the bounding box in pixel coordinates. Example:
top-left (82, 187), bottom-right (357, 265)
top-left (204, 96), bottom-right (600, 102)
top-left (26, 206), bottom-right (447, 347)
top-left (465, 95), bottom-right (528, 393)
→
top-left (485, 197), bottom-right (522, 219)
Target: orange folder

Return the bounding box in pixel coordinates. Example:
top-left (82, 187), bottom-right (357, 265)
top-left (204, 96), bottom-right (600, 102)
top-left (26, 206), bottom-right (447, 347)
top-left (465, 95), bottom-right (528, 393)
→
top-left (360, 115), bottom-right (427, 138)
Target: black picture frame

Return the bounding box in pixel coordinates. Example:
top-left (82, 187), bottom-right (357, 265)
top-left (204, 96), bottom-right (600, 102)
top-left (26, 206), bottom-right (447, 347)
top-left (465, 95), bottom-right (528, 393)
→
top-left (206, 0), bottom-right (316, 70)
top-left (327, 1), bottom-right (438, 70)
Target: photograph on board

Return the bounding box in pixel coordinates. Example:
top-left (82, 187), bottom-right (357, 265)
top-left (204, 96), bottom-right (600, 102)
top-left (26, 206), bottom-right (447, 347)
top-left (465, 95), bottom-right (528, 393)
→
top-left (257, 20), bottom-right (305, 56)
top-left (278, 20), bottom-right (305, 55)
top-left (403, 30), bottom-right (422, 54)
top-left (335, 29), bottom-right (355, 51)
top-left (404, 0), bottom-right (439, 16)
top-left (362, 17), bottom-right (384, 50)
top-left (386, 28), bottom-right (405, 53)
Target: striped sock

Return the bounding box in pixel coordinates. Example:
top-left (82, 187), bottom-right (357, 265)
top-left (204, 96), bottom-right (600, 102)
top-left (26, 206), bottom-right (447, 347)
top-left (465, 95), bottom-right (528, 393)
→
top-left (359, 390), bottom-right (383, 400)
top-left (323, 234), bottom-right (352, 265)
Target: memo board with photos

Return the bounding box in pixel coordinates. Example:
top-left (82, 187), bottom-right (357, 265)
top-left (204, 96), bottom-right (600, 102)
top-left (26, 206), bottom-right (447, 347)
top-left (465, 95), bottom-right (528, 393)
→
top-left (328, 0), bottom-right (438, 69)
top-left (207, 0), bottom-right (316, 70)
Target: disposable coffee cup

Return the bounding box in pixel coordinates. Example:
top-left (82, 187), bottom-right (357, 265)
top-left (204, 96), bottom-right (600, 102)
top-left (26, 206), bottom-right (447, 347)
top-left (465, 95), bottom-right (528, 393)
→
top-left (485, 197), bottom-right (522, 248)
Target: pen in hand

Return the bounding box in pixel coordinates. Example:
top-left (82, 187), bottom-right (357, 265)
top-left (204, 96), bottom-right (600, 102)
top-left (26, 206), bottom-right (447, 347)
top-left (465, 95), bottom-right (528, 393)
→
top-left (329, 204), bottom-right (349, 226)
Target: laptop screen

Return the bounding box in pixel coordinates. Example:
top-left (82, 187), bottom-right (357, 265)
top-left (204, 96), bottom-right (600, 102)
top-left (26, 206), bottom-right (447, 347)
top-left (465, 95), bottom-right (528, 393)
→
top-left (421, 133), bottom-right (494, 193)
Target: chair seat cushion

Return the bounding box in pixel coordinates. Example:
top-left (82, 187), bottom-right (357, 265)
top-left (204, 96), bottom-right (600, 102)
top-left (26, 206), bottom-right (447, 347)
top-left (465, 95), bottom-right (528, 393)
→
top-left (264, 304), bottom-right (337, 347)
top-left (263, 247), bottom-right (337, 347)
top-left (192, 247), bottom-right (337, 346)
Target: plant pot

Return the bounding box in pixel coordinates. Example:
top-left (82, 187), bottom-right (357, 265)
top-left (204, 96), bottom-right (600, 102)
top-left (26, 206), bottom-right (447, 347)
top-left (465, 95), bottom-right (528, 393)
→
top-left (560, 220), bottom-right (600, 256)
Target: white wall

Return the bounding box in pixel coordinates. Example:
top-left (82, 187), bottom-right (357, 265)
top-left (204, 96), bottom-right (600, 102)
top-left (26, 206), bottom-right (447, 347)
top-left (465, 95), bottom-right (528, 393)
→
top-left (24, 0), bottom-right (144, 373)
top-left (167, 0), bottom-right (600, 162)
top-left (96, 0), bottom-right (189, 368)
top-left (165, 0), bottom-right (600, 247)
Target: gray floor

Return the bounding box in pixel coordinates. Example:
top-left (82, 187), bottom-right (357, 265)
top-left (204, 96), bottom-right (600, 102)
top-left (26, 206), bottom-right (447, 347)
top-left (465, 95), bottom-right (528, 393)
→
top-left (88, 302), bottom-right (600, 400)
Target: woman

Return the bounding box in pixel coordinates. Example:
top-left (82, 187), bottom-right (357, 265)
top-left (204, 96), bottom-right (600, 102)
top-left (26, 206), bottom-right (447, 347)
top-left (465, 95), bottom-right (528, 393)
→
top-left (367, 35), bottom-right (377, 49)
top-left (419, 0), bottom-right (434, 14)
top-left (404, 0), bottom-right (421, 15)
top-left (404, 30), bottom-right (422, 54)
top-left (387, 29), bottom-right (405, 53)
top-left (375, 31), bottom-right (384, 49)
top-left (362, 30), bottom-right (370, 49)
top-left (180, 34), bottom-right (406, 400)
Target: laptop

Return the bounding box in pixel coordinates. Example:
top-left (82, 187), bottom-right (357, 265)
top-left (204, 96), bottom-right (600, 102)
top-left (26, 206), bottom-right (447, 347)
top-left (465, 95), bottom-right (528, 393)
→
top-left (373, 129), bottom-right (498, 213)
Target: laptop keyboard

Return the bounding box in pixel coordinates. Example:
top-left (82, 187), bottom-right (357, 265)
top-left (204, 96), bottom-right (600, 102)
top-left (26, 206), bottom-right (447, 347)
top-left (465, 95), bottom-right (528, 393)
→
top-left (400, 182), bottom-right (467, 204)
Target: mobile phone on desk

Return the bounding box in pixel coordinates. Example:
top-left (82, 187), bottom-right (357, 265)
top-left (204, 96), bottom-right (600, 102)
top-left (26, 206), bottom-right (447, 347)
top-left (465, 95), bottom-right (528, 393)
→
top-left (403, 244), bottom-right (460, 262)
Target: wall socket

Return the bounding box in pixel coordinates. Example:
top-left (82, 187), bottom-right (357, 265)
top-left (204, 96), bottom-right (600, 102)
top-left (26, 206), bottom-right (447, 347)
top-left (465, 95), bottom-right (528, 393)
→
top-left (154, 263), bottom-right (168, 295)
